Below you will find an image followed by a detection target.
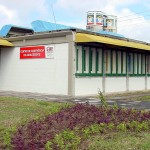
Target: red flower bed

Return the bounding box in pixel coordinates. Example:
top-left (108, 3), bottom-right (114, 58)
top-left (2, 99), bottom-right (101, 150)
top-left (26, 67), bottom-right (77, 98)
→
top-left (12, 104), bottom-right (150, 150)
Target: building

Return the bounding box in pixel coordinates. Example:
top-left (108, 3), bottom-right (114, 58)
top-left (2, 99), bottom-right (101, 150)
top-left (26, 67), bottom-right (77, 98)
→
top-left (0, 21), bottom-right (150, 96)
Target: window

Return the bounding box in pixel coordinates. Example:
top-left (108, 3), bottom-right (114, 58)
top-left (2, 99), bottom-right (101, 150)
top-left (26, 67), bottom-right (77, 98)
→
top-left (122, 51), bottom-right (126, 74)
top-left (128, 53), bottom-right (133, 74)
top-left (76, 45), bottom-right (148, 77)
top-left (91, 48), bottom-right (96, 73)
top-left (134, 53), bottom-right (137, 74)
top-left (147, 55), bottom-right (150, 74)
top-left (112, 50), bottom-right (116, 74)
top-left (76, 46), bottom-right (82, 73)
top-left (138, 54), bottom-right (141, 74)
top-left (118, 51), bottom-right (121, 74)
top-left (97, 48), bottom-right (102, 74)
top-left (82, 47), bottom-right (86, 73)
top-left (141, 54), bottom-right (146, 74)
top-left (105, 50), bottom-right (111, 74)
top-left (89, 48), bottom-right (93, 73)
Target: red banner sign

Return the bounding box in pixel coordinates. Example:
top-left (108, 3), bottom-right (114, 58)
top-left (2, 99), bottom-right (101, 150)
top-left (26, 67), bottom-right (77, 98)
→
top-left (20, 46), bottom-right (45, 59)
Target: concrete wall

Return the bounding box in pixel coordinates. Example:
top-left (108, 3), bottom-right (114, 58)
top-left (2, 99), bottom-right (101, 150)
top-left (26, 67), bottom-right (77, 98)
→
top-left (147, 77), bottom-right (150, 89)
top-left (0, 43), bottom-right (69, 95)
top-left (105, 77), bottom-right (126, 93)
top-left (129, 77), bottom-right (145, 91)
top-left (75, 76), bottom-right (149, 95)
top-left (75, 77), bottom-right (103, 95)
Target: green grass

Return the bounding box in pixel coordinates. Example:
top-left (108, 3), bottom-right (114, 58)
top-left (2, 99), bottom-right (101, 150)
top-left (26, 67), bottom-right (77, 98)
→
top-left (129, 96), bottom-right (150, 101)
top-left (105, 90), bottom-right (150, 101)
top-left (81, 132), bottom-right (150, 150)
top-left (0, 96), bottom-right (70, 149)
top-left (0, 97), bottom-right (69, 126)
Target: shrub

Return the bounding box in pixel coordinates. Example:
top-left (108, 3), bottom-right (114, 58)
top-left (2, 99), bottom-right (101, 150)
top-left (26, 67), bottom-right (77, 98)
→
top-left (54, 129), bottom-right (81, 150)
top-left (11, 104), bottom-right (150, 150)
top-left (98, 89), bottom-right (108, 108)
top-left (45, 141), bottom-right (52, 150)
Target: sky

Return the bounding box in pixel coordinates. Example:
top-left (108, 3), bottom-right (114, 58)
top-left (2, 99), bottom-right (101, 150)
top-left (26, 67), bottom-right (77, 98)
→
top-left (1, 0), bottom-right (150, 42)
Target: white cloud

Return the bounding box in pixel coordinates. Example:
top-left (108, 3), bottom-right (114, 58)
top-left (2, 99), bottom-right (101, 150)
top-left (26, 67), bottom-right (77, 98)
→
top-left (0, 4), bottom-right (20, 27)
top-left (117, 8), bottom-right (150, 42)
top-left (55, 0), bottom-right (150, 42)
top-left (0, 5), bottom-right (15, 19)
top-left (0, 0), bottom-right (150, 42)
top-left (0, 0), bottom-right (51, 28)
top-left (55, 0), bottom-right (138, 14)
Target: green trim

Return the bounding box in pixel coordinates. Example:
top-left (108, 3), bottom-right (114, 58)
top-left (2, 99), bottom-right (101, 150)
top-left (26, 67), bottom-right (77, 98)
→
top-left (121, 51), bottom-right (123, 74)
top-left (75, 73), bottom-right (102, 77)
top-left (75, 73), bottom-right (147, 77)
top-left (76, 47), bottom-right (78, 71)
top-left (129, 74), bottom-right (145, 77)
top-left (116, 50), bottom-right (118, 75)
top-left (96, 49), bottom-right (99, 73)
top-left (106, 73), bottom-right (126, 77)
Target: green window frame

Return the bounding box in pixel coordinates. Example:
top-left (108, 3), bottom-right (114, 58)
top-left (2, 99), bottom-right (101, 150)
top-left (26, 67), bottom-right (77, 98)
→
top-left (75, 45), bottom-right (148, 77)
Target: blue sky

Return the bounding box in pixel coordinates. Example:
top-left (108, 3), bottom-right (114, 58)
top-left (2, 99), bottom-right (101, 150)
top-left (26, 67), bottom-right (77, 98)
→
top-left (0, 0), bottom-right (150, 42)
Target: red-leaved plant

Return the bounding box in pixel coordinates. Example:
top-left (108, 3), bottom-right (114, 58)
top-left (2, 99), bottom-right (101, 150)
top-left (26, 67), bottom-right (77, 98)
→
top-left (12, 104), bottom-right (150, 150)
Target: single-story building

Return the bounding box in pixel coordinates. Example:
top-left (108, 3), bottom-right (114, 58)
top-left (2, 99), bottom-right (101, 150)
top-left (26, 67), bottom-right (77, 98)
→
top-left (0, 21), bottom-right (150, 96)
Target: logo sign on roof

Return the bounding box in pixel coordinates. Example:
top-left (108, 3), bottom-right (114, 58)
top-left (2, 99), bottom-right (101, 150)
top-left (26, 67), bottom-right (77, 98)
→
top-left (87, 13), bottom-right (94, 25)
top-left (96, 14), bottom-right (103, 25)
top-left (20, 45), bottom-right (54, 59)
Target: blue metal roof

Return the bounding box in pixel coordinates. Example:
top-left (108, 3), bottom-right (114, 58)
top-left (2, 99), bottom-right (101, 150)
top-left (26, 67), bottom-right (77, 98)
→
top-left (96, 30), bottom-right (125, 38)
top-left (0, 25), bottom-right (33, 37)
top-left (31, 20), bottom-right (125, 38)
top-left (0, 25), bottom-right (12, 37)
top-left (31, 20), bottom-right (73, 32)
top-left (0, 20), bottom-right (125, 39)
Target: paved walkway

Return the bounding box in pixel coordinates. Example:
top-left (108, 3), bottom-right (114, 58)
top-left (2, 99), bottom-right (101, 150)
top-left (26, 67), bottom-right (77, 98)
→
top-left (0, 91), bottom-right (149, 110)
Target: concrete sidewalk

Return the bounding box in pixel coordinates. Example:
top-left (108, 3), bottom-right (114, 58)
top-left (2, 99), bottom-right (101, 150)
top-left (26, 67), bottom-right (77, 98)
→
top-left (0, 91), bottom-right (149, 110)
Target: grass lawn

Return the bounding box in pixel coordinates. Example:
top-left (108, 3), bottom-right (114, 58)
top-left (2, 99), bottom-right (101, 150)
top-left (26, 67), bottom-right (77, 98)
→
top-left (129, 95), bottom-right (150, 101)
top-left (81, 132), bottom-right (150, 150)
top-left (105, 90), bottom-right (150, 101)
top-left (0, 96), bottom-right (149, 150)
top-left (0, 97), bottom-right (69, 149)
